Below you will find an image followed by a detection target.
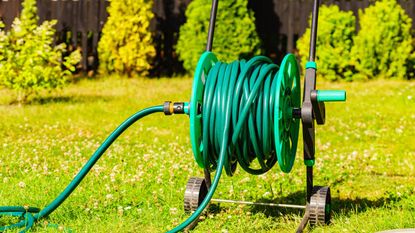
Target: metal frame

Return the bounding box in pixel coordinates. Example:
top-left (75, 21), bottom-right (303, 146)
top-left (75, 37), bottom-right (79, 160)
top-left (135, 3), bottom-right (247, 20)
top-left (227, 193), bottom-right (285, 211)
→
top-left (303, 0), bottom-right (321, 203)
top-left (201, 0), bottom-right (323, 232)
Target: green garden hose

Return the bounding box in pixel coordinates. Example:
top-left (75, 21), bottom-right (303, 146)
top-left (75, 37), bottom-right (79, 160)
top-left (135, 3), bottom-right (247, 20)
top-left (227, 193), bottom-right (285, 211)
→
top-left (0, 106), bottom-right (164, 233)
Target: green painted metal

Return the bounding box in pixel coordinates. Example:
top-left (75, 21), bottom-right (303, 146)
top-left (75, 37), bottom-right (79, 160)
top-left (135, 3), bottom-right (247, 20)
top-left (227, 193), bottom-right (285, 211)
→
top-left (189, 51), bottom-right (218, 168)
top-left (0, 106), bottom-right (164, 233)
top-left (275, 54), bottom-right (301, 173)
top-left (317, 90), bottom-right (346, 102)
top-left (306, 61), bottom-right (317, 70)
top-left (184, 102), bottom-right (189, 115)
top-left (304, 159), bottom-right (315, 167)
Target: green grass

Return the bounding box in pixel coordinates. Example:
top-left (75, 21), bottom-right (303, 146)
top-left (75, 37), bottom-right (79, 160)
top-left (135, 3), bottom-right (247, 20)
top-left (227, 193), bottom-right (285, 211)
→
top-left (0, 77), bottom-right (414, 232)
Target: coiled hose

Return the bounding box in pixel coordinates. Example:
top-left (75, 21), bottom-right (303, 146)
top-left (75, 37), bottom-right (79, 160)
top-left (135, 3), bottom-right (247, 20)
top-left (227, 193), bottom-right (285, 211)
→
top-left (169, 53), bottom-right (300, 232)
top-left (203, 56), bottom-right (285, 175)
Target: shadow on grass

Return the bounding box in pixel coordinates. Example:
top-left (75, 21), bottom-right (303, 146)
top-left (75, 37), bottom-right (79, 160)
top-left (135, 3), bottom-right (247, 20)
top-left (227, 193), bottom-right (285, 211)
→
top-left (207, 189), bottom-right (403, 219)
top-left (248, 190), bottom-right (306, 217)
top-left (25, 94), bottom-right (113, 105)
top-left (331, 195), bottom-right (402, 217)
top-left (206, 190), bottom-right (306, 217)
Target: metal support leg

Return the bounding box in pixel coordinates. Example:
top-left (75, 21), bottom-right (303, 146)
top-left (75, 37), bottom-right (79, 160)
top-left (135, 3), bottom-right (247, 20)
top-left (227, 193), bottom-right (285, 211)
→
top-left (295, 166), bottom-right (313, 233)
top-left (204, 169), bottom-right (211, 189)
top-left (206, 0), bottom-right (219, 51)
top-left (296, 206), bottom-right (310, 233)
top-left (306, 166), bottom-right (313, 202)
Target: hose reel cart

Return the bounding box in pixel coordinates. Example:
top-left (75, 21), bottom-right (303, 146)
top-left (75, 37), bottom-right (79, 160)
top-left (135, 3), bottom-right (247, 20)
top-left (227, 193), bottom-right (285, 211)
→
top-left (0, 0), bottom-right (345, 232)
top-left (178, 0), bottom-right (346, 232)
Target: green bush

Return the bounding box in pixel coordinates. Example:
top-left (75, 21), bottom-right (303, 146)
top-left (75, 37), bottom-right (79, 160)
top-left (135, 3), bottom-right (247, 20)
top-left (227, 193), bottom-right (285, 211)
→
top-left (0, 0), bottom-right (80, 104)
top-left (176, 0), bottom-right (261, 73)
top-left (351, 0), bottom-right (413, 80)
top-left (98, 0), bottom-right (155, 76)
top-left (297, 5), bottom-right (356, 81)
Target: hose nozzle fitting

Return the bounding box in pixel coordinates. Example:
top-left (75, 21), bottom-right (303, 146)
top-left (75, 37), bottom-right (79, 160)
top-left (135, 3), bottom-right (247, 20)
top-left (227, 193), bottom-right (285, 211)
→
top-left (163, 101), bottom-right (188, 115)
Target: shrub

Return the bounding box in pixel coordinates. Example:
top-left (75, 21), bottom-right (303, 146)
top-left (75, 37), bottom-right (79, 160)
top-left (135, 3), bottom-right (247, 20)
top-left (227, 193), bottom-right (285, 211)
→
top-left (351, 0), bottom-right (413, 80)
top-left (98, 0), bottom-right (155, 76)
top-left (297, 5), bottom-right (356, 81)
top-left (0, 0), bottom-right (80, 104)
top-left (176, 0), bottom-right (261, 73)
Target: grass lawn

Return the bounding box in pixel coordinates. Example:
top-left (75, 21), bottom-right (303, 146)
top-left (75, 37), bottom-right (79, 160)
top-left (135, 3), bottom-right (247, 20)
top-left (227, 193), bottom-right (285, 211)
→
top-left (0, 76), bottom-right (414, 232)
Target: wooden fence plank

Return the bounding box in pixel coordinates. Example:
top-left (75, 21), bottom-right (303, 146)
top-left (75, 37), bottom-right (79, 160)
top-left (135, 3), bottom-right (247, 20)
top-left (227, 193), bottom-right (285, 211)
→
top-left (98, 0), bottom-right (107, 32)
top-left (71, 0), bottom-right (78, 47)
top-left (1, 0), bottom-right (414, 71)
top-left (81, 0), bottom-right (87, 70)
top-left (82, 31), bottom-right (87, 70)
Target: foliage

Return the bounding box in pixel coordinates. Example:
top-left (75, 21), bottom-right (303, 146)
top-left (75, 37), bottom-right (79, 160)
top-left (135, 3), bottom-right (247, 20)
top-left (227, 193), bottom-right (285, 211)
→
top-left (297, 5), bottom-right (356, 81)
top-left (0, 0), bottom-right (80, 104)
top-left (351, 0), bottom-right (414, 80)
top-left (176, 0), bottom-right (261, 73)
top-left (98, 0), bottom-right (155, 76)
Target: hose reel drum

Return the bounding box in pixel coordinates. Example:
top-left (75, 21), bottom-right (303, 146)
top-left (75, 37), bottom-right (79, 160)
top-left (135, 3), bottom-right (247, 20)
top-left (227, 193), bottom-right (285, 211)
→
top-left (189, 52), bottom-right (301, 174)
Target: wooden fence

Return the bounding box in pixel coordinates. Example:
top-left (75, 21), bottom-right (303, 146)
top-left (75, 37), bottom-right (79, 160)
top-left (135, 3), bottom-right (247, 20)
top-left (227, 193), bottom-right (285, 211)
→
top-left (251, 0), bottom-right (415, 61)
top-left (1, 0), bottom-right (414, 73)
top-left (0, 0), bottom-right (109, 71)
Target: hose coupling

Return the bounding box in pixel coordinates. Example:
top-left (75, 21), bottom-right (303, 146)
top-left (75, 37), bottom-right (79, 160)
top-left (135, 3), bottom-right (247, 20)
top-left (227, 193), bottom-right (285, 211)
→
top-left (163, 101), bottom-right (189, 115)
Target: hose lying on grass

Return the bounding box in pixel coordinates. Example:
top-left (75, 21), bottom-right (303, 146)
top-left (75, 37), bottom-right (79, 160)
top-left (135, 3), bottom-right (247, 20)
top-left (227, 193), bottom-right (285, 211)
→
top-left (0, 106), bottom-right (164, 233)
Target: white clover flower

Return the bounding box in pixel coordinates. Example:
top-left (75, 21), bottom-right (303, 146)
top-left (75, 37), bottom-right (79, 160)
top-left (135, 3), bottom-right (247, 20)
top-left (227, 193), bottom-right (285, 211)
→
top-left (18, 181), bottom-right (26, 188)
top-left (169, 208), bottom-right (178, 215)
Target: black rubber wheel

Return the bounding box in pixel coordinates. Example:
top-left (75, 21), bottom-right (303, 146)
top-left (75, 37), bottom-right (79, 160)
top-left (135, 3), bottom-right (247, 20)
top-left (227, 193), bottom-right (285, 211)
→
top-left (309, 186), bottom-right (331, 226)
top-left (184, 177), bottom-right (208, 213)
